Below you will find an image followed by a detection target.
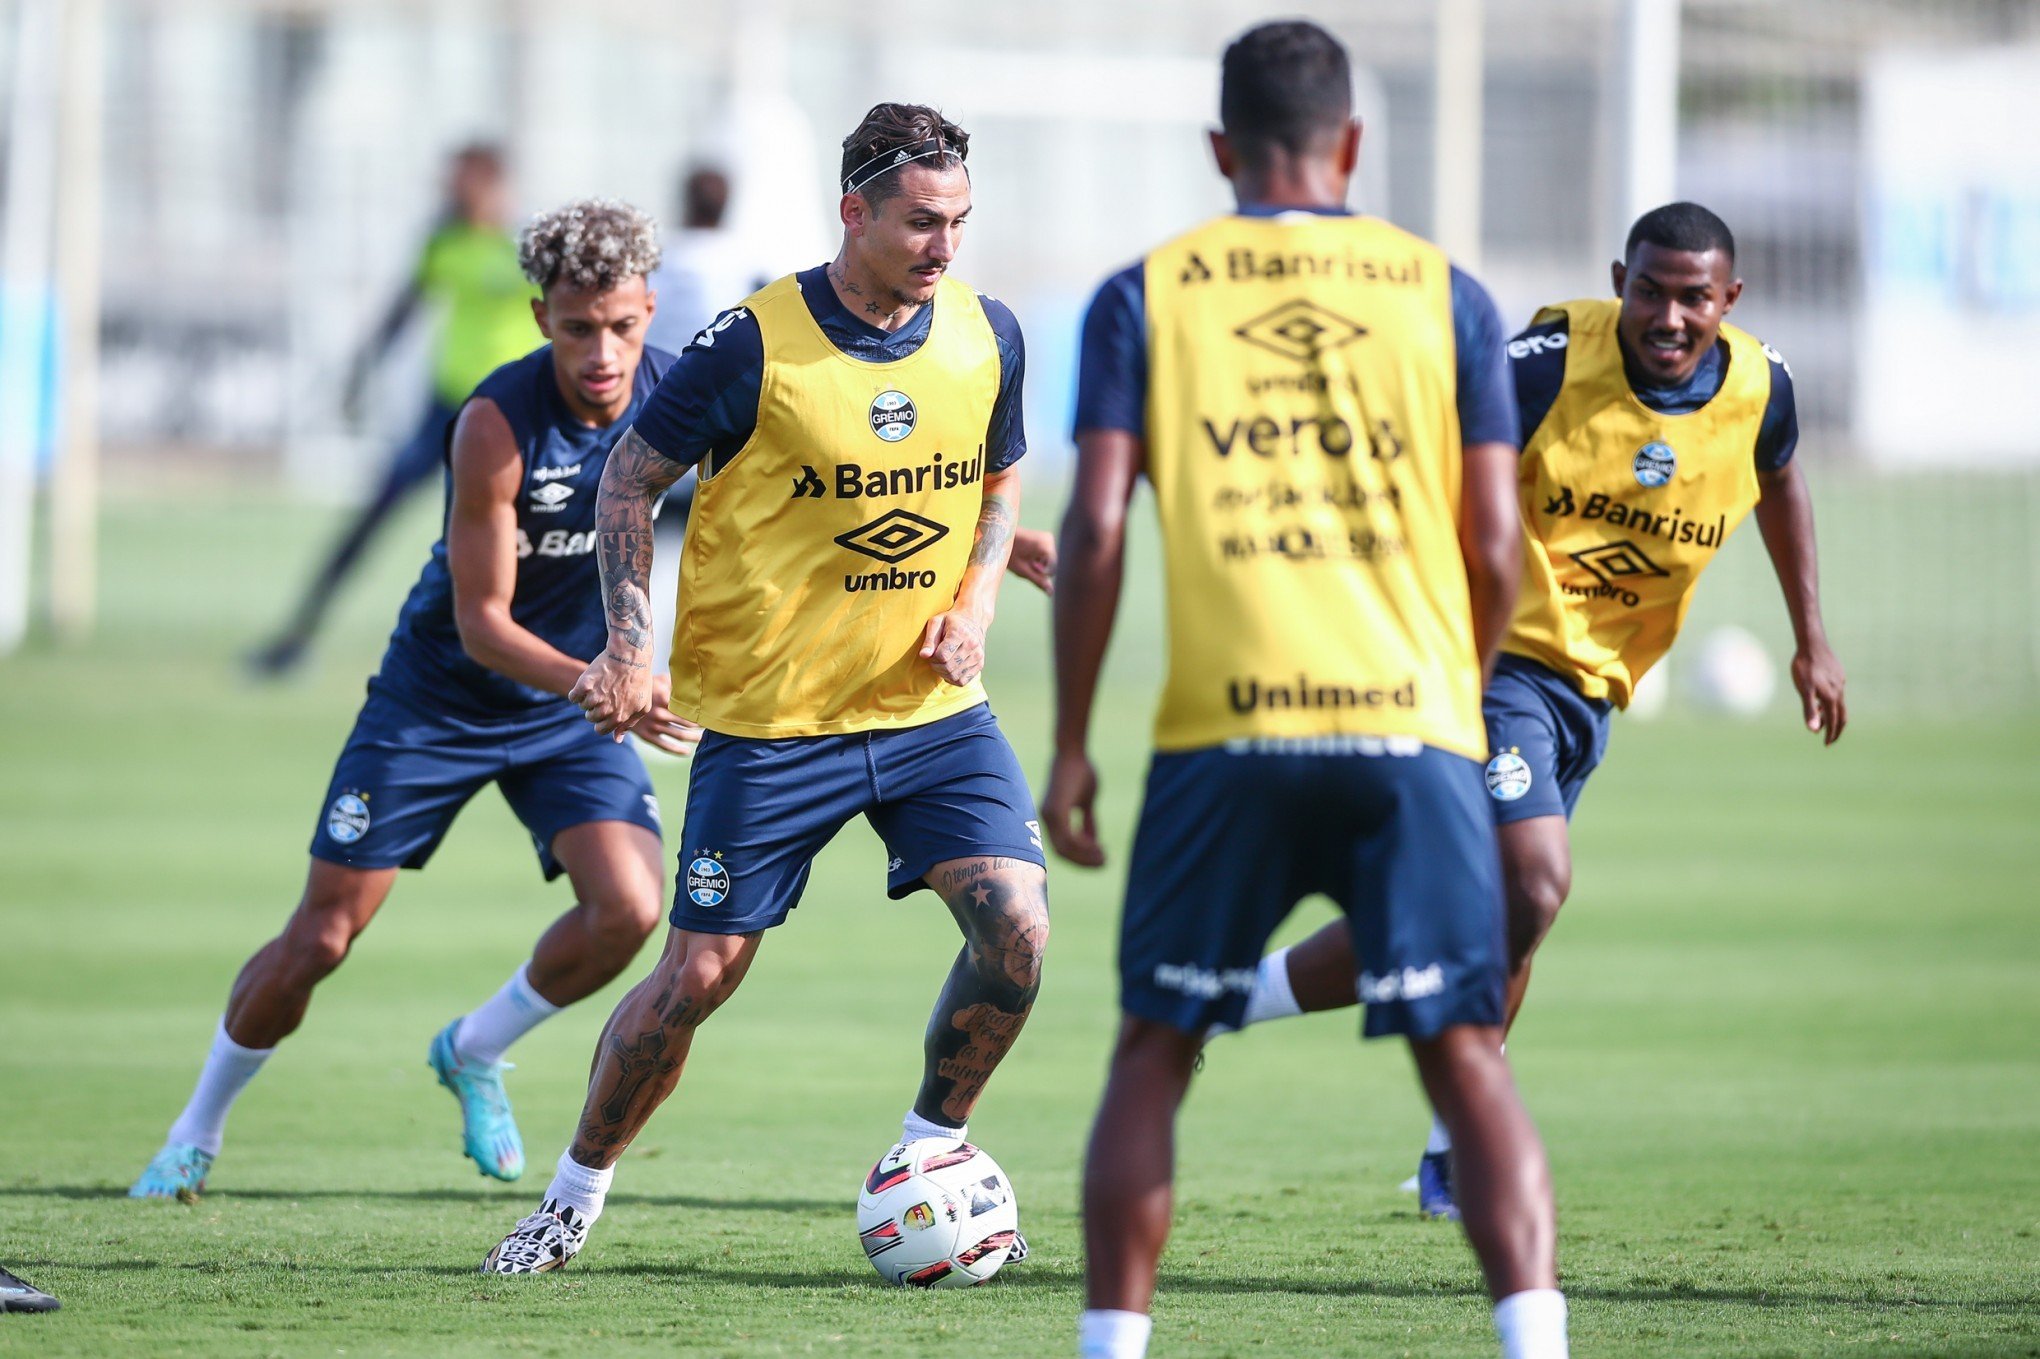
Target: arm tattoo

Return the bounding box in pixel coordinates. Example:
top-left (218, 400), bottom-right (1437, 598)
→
top-left (968, 483), bottom-right (1017, 570)
top-left (596, 427), bottom-right (685, 661)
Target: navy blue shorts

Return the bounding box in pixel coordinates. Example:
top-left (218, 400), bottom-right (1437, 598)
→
top-left (310, 683), bottom-right (661, 881)
top-left (1120, 740), bottom-right (1505, 1040)
top-left (1481, 654), bottom-right (1614, 825)
top-left (671, 703), bottom-right (1043, 934)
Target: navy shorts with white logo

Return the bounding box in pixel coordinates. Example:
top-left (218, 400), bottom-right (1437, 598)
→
top-left (1481, 654), bottom-right (1614, 825)
top-left (1119, 740), bottom-right (1505, 1040)
top-left (671, 702), bottom-right (1044, 935)
top-left (310, 682), bottom-right (661, 881)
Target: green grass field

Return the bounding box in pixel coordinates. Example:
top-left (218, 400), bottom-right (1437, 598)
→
top-left (2, 486), bottom-right (2037, 1357)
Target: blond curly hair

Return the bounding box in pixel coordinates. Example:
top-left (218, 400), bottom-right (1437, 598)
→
top-left (517, 198), bottom-right (662, 292)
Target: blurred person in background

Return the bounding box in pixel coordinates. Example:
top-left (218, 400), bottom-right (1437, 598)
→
top-left (249, 142), bottom-right (541, 676)
top-left (644, 165), bottom-right (769, 356)
top-left (1223, 202), bottom-right (1849, 1221)
top-left (133, 199), bottom-right (696, 1200)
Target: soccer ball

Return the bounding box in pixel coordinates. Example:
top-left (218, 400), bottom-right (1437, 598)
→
top-left (855, 1138), bottom-right (1020, 1288)
top-left (1688, 624), bottom-right (1778, 717)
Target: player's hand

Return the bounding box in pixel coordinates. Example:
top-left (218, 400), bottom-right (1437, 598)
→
top-left (919, 610), bottom-right (986, 686)
top-left (1791, 640), bottom-right (1848, 745)
top-left (631, 672), bottom-right (703, 757)
top-left (1006, 527), bottom-right (1057, 595)
top-left (570, 649), bottom-right (655, 740)
top-left (1042, 749), bottom-right (1106, 867)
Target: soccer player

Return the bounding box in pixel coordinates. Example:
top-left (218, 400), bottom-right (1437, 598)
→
top-left (1047, 23), bottom-right (1568, 1359)
top-left (480, 103), bottom-right (1049, 1276)
top-left (1225, 201), bottom-right (1849, 1221)
top-left (250, 144), bottom-right (541, 675)
top-left (132, 200), bottom-right (696, 1198)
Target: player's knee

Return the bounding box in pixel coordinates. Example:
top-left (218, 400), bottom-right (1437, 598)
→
top-left (587, 889), bottom-right (663, 954)
top-left (666, 944), bottom-right (747, 1020)
top-left (974, 874), bottom-right (1048, 997)
top-left (282, 910), bottom-right (357, 981)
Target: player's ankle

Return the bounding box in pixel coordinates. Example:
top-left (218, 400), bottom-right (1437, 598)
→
top-left (1079, 1308), bottom-right (1153, 1359)
top-left (545, 1150), bottom-right (614, 1222)
top-left (1493, 1288), bottom-right (1567, 1359)
top-left (900, 1110), bottom-right (966, 1145)
top-left (1425, 1113), bottom-right (1453, 1156)
top-left (1239, 947), bottom-right (1302, 1027)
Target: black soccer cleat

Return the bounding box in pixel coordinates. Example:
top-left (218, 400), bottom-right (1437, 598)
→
top-left (0, 1267), bottom-right (60, 1313)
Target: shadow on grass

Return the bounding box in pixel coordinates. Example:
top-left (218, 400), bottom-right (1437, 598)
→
top-left (8, 1248), bottom-right (2033, 1316)
top-left (0, 1185), bottom-right (834, 1213)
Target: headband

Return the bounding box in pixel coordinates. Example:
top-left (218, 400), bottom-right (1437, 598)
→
top-left (842, 138), bottom-right (964, 195)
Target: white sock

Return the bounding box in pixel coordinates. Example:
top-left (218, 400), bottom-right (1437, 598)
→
top-left (1425, 1113), bottom-right (1453, 1156)
top-left (1240, 946), bottom-right (1302, 1027)
top-left (1079, 1308), bottom-right (1154, 1359)
top-left (1494, 1288), bottom-right (1568, 1359)
top-left (165, 1018), bottom-right (275, 1156)
top-left (454, 963), bottom-right (563, 1067)
top-left (901, 1110), bottom-right (966, 1145)
top-left (544, 1150), bottom-right (614, 1221)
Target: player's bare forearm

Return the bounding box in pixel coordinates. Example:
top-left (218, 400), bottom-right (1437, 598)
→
top-left (954, 466), bottom-right (1022, 626)
top-left (594, 427), bottom-right (685, 667)
top-left (1459, 440), bottom-right (1524, 682)
top-left (1755, 462), bottom-right (1829, 651)
top-left (1757, 461), bottom-right (1848, 741)
top-left (1052, 432), bottom-right (1141, 754)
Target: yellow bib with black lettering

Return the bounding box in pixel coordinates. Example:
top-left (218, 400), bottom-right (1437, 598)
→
top-left (1143, 214), bottom-right (1483, 760)
top-left (1505, 298), bottom-right (1771, 707)
top-left (670, 272), bottom-right (999, 737)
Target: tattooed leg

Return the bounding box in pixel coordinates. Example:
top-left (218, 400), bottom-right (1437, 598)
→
top-left (566, 926), bottom-right (762, 1169)
top-left (914, 857), bottom-right (1050, 1127)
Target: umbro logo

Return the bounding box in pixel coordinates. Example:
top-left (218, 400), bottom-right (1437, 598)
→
top-left (1232, 299), bottom-right (1369, 365)
top-left (836, 509), bottom-right (948, 564)
top-left (529, 482), bottom-right (575, 513)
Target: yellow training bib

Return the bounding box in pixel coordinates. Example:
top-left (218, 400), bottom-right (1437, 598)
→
top-left (1505, 298), bottom-right (1771, 707)
top-left (1142, 213), bottom-right (1485, 760)
top-left (670, 273), bottom-right (1000, 737)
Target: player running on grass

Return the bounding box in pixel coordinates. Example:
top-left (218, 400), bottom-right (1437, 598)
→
top-left (480, 103), bottom-right (1050, 1275)
top-left (250, 144), bottom-right (541, 676)
top-left (1047, 23), bottom-right (1567, 1359)
top-left (1223, 201), bottom-right (1848, 1221)
top-left (133, 200), bottom-right (698, 1198)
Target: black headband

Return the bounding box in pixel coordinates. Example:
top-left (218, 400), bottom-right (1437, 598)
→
top-left (842, 138), bottom-right (963, 195)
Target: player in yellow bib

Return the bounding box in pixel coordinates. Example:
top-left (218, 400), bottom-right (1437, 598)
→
top-left (481, 105), bottom-right (1048, 1277)
top-left (1048, 24), bottom-right (1566, 1359)
top-left (1227, 202), bottom-right (1850, 1221)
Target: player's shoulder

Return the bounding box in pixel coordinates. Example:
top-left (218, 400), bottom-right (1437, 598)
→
top-left (1507, 313), bottom-right (1572, 365)
top-left (1721, 318), bottom-right (1793, 380)
top-left (967, 286), bottom-right (1025, 352)
top-left (468, 346), bottom-right (550, 414)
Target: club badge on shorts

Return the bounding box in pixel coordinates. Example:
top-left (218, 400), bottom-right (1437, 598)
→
top-left (686, 851), bottom-right (731, 908)
top-left (1633, 441), bottom-right (1676, 487)
top-left (326, 792), bottom-right (372, 844)
top-left (1485, 750), bottom-right (1532, 802)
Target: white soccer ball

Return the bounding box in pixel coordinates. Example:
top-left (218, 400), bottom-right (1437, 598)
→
top-left (855, 1138), bottom-right (1020, 1288)
top-left (1688, 624), bottom-right (1778, 717)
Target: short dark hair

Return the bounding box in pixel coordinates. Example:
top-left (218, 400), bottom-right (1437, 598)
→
top-left (839, 103), bottom-right (968, 208)
top-left (680, 166), bottom-right (729, 230)
top-left (1626, 202), bottom-right (1736, 265)
top-left (1219, 21), bottom-right (1353, 163)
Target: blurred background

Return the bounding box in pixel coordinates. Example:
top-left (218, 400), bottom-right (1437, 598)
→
top-left (1, 0), bottom-right (2037, 707)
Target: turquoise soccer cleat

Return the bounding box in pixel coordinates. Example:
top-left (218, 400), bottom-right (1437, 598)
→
top-left (129, 1141), bottom-right (214, 1199)
top-left (429, 1020), bottom-right (525, 1182)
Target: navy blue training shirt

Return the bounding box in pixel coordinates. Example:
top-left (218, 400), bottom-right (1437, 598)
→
top-left (1072, 204), bottom-right (1520, 448)
top-left (1508, 315), bottom-right (1799, 471)
top-left (632, 264), bottom-right (1027, 475)
top-left (376, 343), bottom-right (678, 718)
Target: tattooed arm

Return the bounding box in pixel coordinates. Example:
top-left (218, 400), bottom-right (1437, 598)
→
top-left (569, 426), bottom-right (687, 738)
top-left (918, 464), bottom-right (1020, 686)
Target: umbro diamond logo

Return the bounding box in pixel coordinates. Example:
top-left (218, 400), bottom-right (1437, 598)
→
top-left (1232, 299), bottom-right (1369, 365)
top-left (835, 509), bottom-right (949, 564)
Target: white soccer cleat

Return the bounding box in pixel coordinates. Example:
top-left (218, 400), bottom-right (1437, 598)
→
top-left (480, 1200), bottom-right (590, 1274)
